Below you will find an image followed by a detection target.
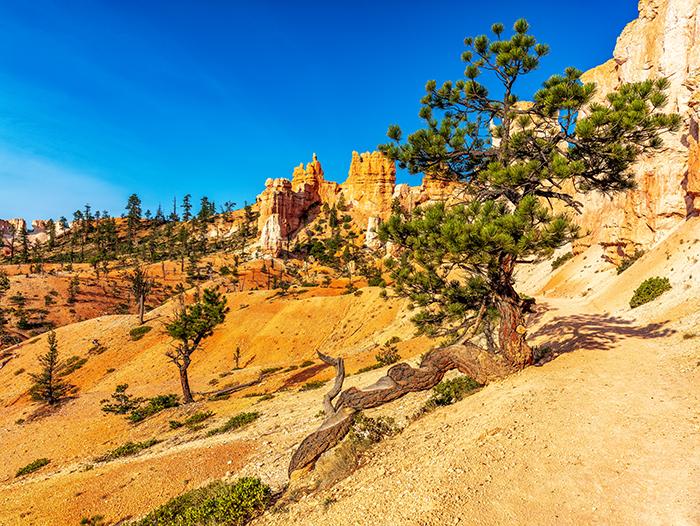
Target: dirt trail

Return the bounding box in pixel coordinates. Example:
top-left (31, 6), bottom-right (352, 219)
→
top-left (255, 298), bottom-right (700, 526)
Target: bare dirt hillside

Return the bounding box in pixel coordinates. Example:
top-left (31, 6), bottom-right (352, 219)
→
top-left (1, 220), bottom-right (699, 525)
top-left (254, 296), bottom-right (700, 526)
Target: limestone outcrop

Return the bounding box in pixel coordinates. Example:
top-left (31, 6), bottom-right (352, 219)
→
top-left (575, 0), bottom-right (700, 261)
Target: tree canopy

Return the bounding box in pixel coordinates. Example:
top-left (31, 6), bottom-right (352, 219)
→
top-left (379, 19), bottom-right (680, 366)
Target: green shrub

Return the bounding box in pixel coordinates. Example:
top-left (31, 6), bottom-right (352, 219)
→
top-left (299, 360), bottom-right (314, 368)
top-left (427, 376), bottom-right (481, 408)
top-left (356, 363), bottom-right (383, 374)
top-left (133, 477), bottom-right (270, 526)
top-left (170, 411), bottom-right (215, 430)
top-left (80, 515), bottom-right (107, 526)
top-left (60, 355), bottom-right (88, 376)
top-left (260, 367), bottom-right (282, 376)
top-left (617, 249), bottom-right (645, 274)
top-left (630, 276), bottom-right (671, 308)
top-left (129, 325), bottom-right (152, 341)
top-left (128, 394), bottom-right (180, 423)
top-left (349, 414), bottom-right (399, 446)
top-left (97, 438), bottom-right (160, 462)
top-left (16, 458), bottom-right (50, 477)
top-left (101, 384), bottom-right (144, 415)
top-left (207, 412), bottom-right (260, 436)
top-left (375, 341), bottom-right (400, 366)
top-left (551, 252), bottom-right (574, 270)
top-left (300, 380), bottom-right (325, 391)
top-left (367, 276), bottom-right (386, 287)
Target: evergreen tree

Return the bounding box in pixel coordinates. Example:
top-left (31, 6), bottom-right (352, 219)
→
top-left (197, 196), bottom-right (215, 222)
top-left (181, 194), bottom-right (193, 222)
top-left (125, 193), bottom-right (142, 249)
top-left (29, 330), bottom-right (77, 405)
top-left (379, 19), bottom-right (679, 368)
top-left (165, 288), bottom-right (229, 403)
top-left (18, 222), bottom-right (29, 263)
top-left (2, 222), bottom-right (17, 261)
top-left (127, 264), bottom-right (154, 325)
top-left (169, 196), bottom-right (180, 222)
top-left (45, 218), bottom-right (56, 249)
top-left (154, 204), bottom-right (166, 224)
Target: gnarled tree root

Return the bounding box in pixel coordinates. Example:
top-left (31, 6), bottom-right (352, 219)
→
top-left (288, 343), bottom-right (512, 474)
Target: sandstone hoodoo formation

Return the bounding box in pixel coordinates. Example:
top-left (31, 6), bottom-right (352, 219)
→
top-left (575, 0), bottom-right (700, 262)
top-left (343, 151), bottom-right (397, 219)
top-left (257, 154), bottom-right (341, 253)
top-left (254, 150), bottom-right (464, 254)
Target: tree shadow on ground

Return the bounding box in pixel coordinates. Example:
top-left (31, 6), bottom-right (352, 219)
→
top-left (530, 312), bottom-right (675, 365)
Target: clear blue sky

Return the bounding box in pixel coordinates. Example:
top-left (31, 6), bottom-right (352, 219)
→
top-left (0, 0), bottom-right (638, 221)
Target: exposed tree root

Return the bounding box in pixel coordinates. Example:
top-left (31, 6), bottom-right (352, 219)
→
top-left (289, 344), bottom-right (513, 474)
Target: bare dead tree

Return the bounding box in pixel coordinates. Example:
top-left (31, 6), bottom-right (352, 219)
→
top-left (288, 343), bottom-right (512, 474)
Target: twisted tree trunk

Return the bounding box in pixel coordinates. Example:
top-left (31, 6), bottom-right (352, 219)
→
top-left (289, 344), bottom-right (512, 474)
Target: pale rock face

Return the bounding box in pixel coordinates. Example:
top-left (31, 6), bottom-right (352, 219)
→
top-left (342, 151), bottom-right (397, 219)
top-left (365, 216), bottom-right (381, 249)
top-left (575, 0), bottom-right (700, 261)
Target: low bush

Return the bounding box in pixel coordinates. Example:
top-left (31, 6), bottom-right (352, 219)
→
top-left (100, 384), bottom-right (144, 415)
top-left (349, 414), bottom-right (399, 446)
top-left (97, 438), bottom-right (160, 462)
top-left (60, 355), bottom-right (88, 376)
top-left (170, 411), bottom-right (214, 430)
top-left (617, 249), bottom-right (645, 274)
top-left (300, 380), bottom-right (325, 391)
top-left (375, 340), bottom-right (400, 366)
top-left (133, 477), bottom-right (270, 526)
top-left (260, 367), bottom-right (282, 376)
top-left (16, 458), bottom-right (50, 477)
top-left (356, 363), bottom-right (383, 374)
top-left (551, 252), bottom-right (574, 270)
top-left (426, 376), bottom-right (482, 408)
top-left (299, 360), bottom-right (314, 368)
top-left (128, 394), bottom-right (179, 423)
top-left (129, 325), bottom-right (152, 341)
top-left (207, 412), bottom-right (260, 436)
top-left (80, 515), bottom-right (108, 526)
top-left (630, 276), bottom-right (671, 308)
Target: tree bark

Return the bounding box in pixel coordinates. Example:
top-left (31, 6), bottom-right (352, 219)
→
top-left (138, 294), bottom-right (145, 325)
top-left (495, 294), bottom-right (533, 369)
top-left (288, 343), bottom-right (512, 475)
top-left (494, 255), bottom-right (533, 369)
top-left (179, 364), bottom-right (194, 404)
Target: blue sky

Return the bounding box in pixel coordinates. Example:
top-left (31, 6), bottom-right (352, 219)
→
top-left (0, 0), bottom-right (638, 221)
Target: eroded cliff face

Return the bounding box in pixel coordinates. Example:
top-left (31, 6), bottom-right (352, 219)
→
top-left (255, 151), bottom-right (462, 254)
top-left (575, 0), bottom-right (700, 261)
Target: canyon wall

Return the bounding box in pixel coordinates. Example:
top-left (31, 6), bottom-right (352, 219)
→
top-left (575, 0), bottom-right (700, 261)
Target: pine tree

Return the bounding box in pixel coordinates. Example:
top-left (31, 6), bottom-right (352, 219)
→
top-left (379, 19), bottom-right (680, 368)
top-left (67, 275), bottom-right (80, 304)
top-left (165, 288), bottom-right (228, 403)
top-left (125, 194), bottom-right (142, 249)
top-left (169, 196), bottom-right (180, 222)
top-left (181, 194), bottom-right (193, 222)
top-left (18, 222), bottom-right (29, 263)
top-left (29, 330), bottom-right (77, 405)
top-left (46, 218), bottom-right (56, 249)
top-left (154, 204), bottom-right (166, 224)
top-left (127, 264), bottom-right (154, 325)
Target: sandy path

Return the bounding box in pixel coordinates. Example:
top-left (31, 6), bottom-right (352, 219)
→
top-left (255, 300), bottom-right (700, 526)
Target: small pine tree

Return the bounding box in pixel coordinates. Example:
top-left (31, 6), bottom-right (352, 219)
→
top-left (29, 331), bottom-right (76, 405)
top-left (127, 265), bottom-right (154, 325)
top-left (165, 288), bottom-right (229, 403)
top-left (67, 275), bottom-right (80, 304)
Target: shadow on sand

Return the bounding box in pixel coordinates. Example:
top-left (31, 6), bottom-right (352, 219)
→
top-left (530, 312), bottom-right (675, 364)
